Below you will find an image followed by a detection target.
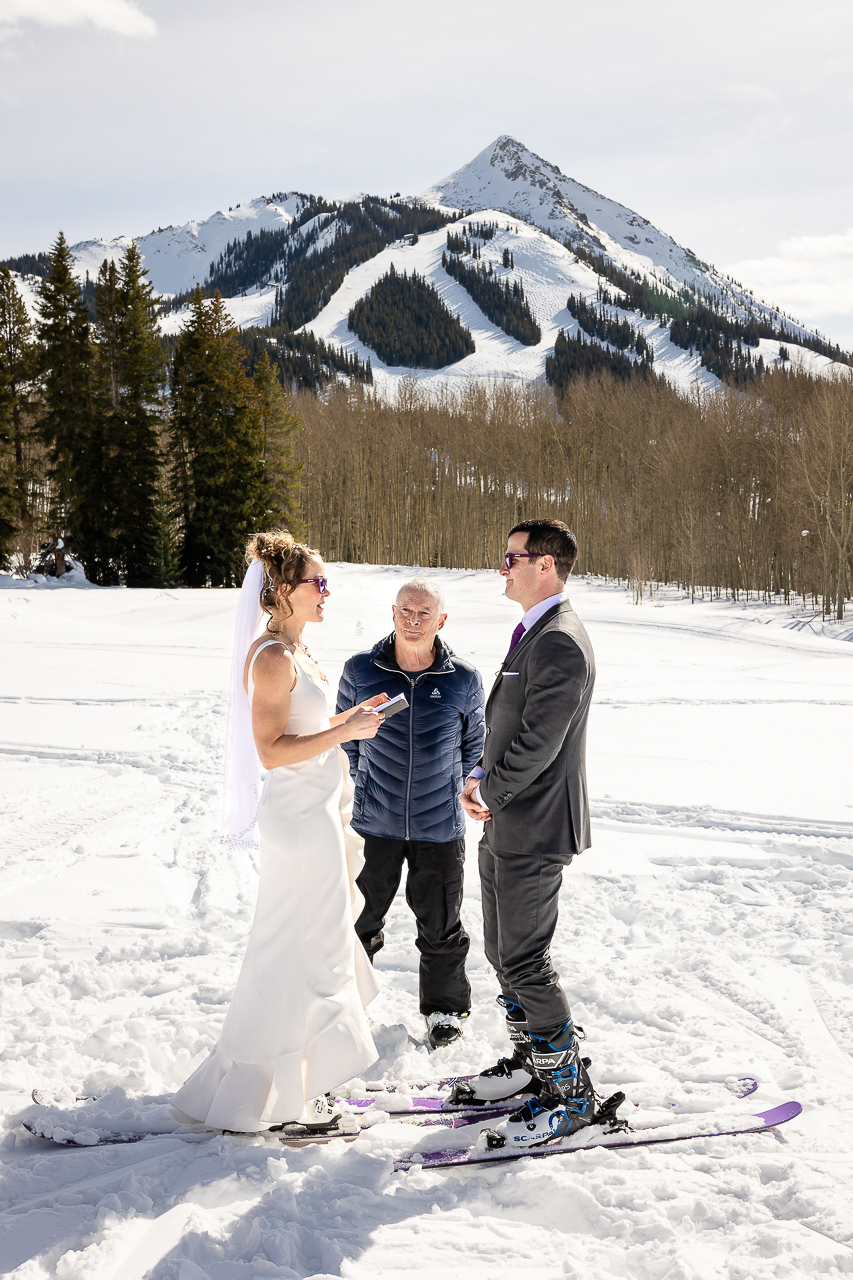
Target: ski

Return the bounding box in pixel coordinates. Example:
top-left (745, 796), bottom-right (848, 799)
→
top-left (392, 1100), bottom-right (802, 1172)
top-left (21, 1100), bottom-right (513, 1149)
top-left (22, 1076), bottom-right (760, 1148)
top-left (345, 1074), bottom-right (757, 1116)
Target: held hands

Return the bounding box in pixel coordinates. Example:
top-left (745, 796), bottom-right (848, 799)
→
top-left (461, 778), bottom-right (492, 822)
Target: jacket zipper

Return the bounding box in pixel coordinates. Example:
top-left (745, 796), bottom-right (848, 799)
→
top-left (372, 657), bottom-right (454, 842)
top-left (404, 676), bottom-right (416, 840)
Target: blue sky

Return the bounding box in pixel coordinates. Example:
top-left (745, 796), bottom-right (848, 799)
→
top-left (1, 0), bottom-right (851, 346)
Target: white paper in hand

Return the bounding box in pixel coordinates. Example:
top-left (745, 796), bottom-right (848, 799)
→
top-left (379, 693), bottom-right (409, 719)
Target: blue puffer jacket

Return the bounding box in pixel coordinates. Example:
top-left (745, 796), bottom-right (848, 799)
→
top-left (337, 634), bottom-right (485, 843)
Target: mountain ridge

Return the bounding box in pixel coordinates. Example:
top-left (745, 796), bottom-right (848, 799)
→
top-left (5, 136), bottom-right (848, 395)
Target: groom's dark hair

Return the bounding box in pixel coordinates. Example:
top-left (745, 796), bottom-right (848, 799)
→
top-left (509, 518), bottom-right (578, 582)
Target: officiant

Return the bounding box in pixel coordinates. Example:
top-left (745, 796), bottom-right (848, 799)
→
top-left (336, 578), bottom-right (485, 1048)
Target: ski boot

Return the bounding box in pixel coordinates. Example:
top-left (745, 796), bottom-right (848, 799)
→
top-left (425, 1011), bottom-right (468, 1048)
top-left (485, 1018), bottom-right (595, 1149)
top-left (449, 997), bottom-right (535, 1105)
top-left (269, 1094), bottom-right (343, 1134)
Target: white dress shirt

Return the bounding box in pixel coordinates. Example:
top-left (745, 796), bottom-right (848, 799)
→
top-left (468, 592), bottom-right (567, 803)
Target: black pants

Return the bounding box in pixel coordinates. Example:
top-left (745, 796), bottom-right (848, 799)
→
top-left (479, 838), bottom-right (572, 1040)
top-left (355, 835), bottom-right (471, 1016)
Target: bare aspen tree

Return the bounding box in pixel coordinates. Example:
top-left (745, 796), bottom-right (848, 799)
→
top-left (290, 368), bottom-right (852, 619)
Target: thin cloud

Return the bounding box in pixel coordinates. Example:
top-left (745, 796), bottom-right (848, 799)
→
top-left (725, 229), bottom-right (853, 324)
top-left (0, 0), bottom-right (156, 38)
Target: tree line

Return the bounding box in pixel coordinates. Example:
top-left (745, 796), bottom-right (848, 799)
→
top-left (270, 198), bottom-right (456, 333)
top-left (289, 369), bottom-right (852, 621)
top-left (2, 234), bottom-right (850, 619)
top-left (442, 252), bottom-right (541, 346)
top-left (566, 293), bottom-right (652, 360)
top-left (0, 234), bottom-right (302, 585)
top-left (567, 240), bottom-right (850, 369)
top-left (545, 328), bottom-right (649, 388)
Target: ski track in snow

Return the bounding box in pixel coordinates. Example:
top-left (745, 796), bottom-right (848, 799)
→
top-left (1, 570), bottom-right (852, 1278)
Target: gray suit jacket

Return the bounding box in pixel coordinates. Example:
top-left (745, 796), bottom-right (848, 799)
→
top-left (478, 598), bottom-right (595, 861)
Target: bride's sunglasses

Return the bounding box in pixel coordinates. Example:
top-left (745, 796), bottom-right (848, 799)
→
top-left (298, 576), bottom-right (328, 595)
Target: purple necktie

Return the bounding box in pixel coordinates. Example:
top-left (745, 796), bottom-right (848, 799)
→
top-left (504, 622), bottom-right (525, 664)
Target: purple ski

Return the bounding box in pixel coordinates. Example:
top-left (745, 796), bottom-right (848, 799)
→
top-left (393, 1101), bottom-right (801, 1171)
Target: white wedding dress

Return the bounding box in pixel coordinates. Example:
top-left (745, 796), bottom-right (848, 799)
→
top-left (173, 641), bottom-right (380, 1131)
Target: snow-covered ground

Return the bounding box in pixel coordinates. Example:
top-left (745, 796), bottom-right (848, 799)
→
top-left (1, 569), bottom-right (852, 1278)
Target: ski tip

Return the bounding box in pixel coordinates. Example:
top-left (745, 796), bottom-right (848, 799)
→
top-left (755, 1101), bottom-right (802, 1127)
top-left (726, 1076), bottom-right (759, 1099)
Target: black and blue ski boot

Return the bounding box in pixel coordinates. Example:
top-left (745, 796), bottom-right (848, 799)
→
top-left (487, 1018), bottom-right (595, 1148)
top-left (449, 997), bottom-right (534, 1104)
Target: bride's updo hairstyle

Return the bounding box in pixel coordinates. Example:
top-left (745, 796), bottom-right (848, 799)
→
top-left (246, 530), bottom-right (322, 625)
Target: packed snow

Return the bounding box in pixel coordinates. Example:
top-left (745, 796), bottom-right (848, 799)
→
top-left (1, 567), bottom-right (852, 1278)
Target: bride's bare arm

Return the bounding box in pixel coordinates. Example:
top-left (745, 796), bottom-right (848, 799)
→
top-left (250, 645), bottom-right (382, 768)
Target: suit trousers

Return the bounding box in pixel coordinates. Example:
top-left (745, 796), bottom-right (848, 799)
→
top-left (355, 835), bottom-right (471, 1016)
top-left (478, 838), bottom-right (572, 1039)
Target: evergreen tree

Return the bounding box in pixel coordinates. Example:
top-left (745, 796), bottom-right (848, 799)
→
top-left (545, 328), bottom-right (644, 388)
top-left (442, 254), bottom-right (540, 346)
top-left (35, 232), bottom-right (93, 540)
top-left (144, 473), bottom-right (182, 588)
top-left (0, 268), bottom-right (40, 564)
top-left (92, 243), bottom-right (167, 585)
top-left (253, 349), bottom-right (305, 537)
top-left (348, 266), bottom-right (475, 368)
top-left (85, 258), bottom-right (122, 582)
top-left (170, 289), bottom-right (266, 585)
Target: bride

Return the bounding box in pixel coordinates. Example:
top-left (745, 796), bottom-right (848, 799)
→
top-left (173, 531), bottom-right (387, 1133)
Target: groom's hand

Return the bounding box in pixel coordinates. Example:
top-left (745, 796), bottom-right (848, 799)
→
top-left (461, 778), bottom-right (491, 821)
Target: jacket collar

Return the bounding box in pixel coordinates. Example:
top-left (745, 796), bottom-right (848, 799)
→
top-left (371, 632), bottom-right (456, 675)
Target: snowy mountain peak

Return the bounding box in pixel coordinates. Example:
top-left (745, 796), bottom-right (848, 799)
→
top-left (7, 137), bottom-right (845, 388)
top-left (421, 135), bottom-right (711, 293)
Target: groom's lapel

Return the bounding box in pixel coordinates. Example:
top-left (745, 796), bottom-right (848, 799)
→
top-left (502, 601), bottom-right (565, 668)
top-left (487, 601), bottom-right (567, 709)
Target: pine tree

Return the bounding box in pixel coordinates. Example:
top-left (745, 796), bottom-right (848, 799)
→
top-left (85, 258), bottom-right (123, 582)
top-left (144, 473), bottom-right (181, 588)
top-left (35, 232), bottom-right (93, 543)
top-left (0, 269), bottom-right (40, 565)
top-left (98, 243), bottom-right (167, 585)
top-left (253, 349), bottom-right (305, 537)
top-left (170, 289), bottom-right (266, 586)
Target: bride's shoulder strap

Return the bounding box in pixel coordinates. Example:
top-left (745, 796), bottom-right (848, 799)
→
top-left (246, 639), bottom-right (295, 701)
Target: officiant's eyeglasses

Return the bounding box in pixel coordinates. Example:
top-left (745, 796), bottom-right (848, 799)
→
top-left (502, 553), bottom-right (542, 570)
top-left (299, 576), bottom-right (328, 594)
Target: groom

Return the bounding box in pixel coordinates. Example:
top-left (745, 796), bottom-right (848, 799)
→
top-left (460, 517), bottom-right (597, 1147)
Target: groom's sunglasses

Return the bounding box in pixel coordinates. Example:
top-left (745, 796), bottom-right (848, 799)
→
top-left (502, 552), bottom-right (542, 570)
top-left (298, 576), bottom-right (328, 594)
